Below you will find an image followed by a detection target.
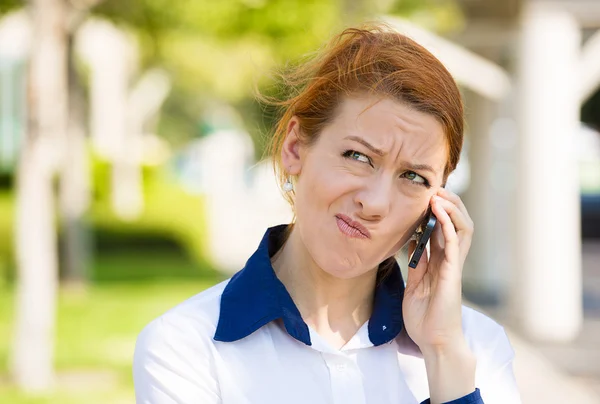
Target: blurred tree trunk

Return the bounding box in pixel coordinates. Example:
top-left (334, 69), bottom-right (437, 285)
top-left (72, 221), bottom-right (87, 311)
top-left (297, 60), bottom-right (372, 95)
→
top-left (11, 0), bottom-right (68, 391)
top-left (59, 29), bottom-right (92, 284)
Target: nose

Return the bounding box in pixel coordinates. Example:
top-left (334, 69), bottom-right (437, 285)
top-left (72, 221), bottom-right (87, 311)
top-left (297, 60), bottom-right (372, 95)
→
top-left (354, 176), bottom-right (392, 220)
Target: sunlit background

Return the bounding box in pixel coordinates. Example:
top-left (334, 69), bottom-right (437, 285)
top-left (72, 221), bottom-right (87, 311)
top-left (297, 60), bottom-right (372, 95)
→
top-left (0, 0), bottom-right (599, 403)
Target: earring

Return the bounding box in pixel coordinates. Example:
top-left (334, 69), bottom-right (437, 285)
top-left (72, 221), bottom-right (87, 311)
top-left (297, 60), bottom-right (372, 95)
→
top-left (283, 177), bottom-right (293, 192)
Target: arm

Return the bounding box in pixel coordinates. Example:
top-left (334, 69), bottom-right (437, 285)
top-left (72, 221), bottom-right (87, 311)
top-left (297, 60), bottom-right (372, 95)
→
top-left (403, 189), bottom-right (480, 403)
top-left (402, 189), bottom-right (522, 404)
top-left (133, 316), bottom-right (221, 404)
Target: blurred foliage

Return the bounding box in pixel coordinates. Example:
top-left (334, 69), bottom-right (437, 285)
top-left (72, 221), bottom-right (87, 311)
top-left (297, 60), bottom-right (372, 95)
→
top-left (388, 0), bottom-right (464, 32)
top-left (89, 152), bottom-right (219, 280)
top-left (0, 0), bottom-right (463, 149)
top-left (94, 0), bottom-right (343, 148)
top-left (0, 0), bottom-right (466, 152)
top-left (0, 0), bottom-right (19, 15)
top-left (91, 0), bottom-right (464, 148)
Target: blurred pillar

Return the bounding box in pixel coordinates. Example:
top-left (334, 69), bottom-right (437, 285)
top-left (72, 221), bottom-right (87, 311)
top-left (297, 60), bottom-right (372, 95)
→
top-left (514, 2), bottom-right (582, 341)
top-left (462, 93), bottom-right (503, 303)
top-left (12, 0), bottom-right (68, 391)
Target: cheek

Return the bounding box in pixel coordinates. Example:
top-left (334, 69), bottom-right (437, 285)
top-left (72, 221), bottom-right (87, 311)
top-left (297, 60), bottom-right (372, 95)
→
top-left (298, 157), bottom-right (358, 206)
top-left (294, 169), bottom-right (332, 221)
top-left (388, 196), bottom-right (430, 240)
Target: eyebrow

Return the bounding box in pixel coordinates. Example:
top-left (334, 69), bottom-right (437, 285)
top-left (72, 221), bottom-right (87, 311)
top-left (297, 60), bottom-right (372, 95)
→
top-left (344, 135), bottom-right (438, 174)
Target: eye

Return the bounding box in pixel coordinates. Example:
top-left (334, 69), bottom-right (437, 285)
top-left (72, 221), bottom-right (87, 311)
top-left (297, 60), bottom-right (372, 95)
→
top-left (401, 171), bottom-right (430, 187)
top-left (342, 150), bottom-right (372, 165)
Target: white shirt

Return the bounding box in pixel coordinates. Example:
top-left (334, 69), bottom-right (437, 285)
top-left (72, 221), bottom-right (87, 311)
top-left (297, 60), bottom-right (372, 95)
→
top-left (133, 225), bottom-right (521, 404)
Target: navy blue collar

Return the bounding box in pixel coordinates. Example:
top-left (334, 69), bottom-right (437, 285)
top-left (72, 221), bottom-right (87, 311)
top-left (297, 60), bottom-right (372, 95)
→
top-left (214, 224), bottom-right (405, 347)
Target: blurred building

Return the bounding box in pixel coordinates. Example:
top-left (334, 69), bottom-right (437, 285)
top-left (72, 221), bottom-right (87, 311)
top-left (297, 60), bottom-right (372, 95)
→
top-left (448, 0), bottom-right (600, 342)
top-left (0, 12), bottom-right (29, 173)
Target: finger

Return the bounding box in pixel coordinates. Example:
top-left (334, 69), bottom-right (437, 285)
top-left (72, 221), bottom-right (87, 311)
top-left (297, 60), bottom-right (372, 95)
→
top-left (431, 195), bottom-right (459, 265)
top-left (433, 197), bottom-right (473, 239)
top-left (432, 196), bottom-right (473, 265)
top-left (406, 240), bottom-right (429, 291)
top-left (437, 188), bottom-right (474, 230)
top-left (430, 218), bottom-right (444, 256)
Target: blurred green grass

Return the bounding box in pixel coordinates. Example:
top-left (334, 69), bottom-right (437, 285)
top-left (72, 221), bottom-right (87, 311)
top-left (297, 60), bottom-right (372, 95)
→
top-left (0, 254), bottom-right (223, 403)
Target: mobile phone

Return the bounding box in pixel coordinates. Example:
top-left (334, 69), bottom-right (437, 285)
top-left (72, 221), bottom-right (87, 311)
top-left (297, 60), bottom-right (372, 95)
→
top-left (408, 211), bottom-right (437, 268)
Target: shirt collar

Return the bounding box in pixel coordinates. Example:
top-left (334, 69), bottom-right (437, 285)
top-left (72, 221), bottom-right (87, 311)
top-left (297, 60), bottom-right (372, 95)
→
top-left (213, 224), bottom-right (405, 347)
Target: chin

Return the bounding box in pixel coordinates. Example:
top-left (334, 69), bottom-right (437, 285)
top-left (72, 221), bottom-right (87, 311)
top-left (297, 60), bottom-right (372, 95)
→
top-left (314, 250), bottom-right (373, 280)
top-left (299, 220), bottom-right (375, 278)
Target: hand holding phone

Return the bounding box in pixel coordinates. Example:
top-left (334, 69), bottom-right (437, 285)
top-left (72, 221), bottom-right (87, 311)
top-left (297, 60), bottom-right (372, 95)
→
top-left (402, 190), bottom-right (476, 394)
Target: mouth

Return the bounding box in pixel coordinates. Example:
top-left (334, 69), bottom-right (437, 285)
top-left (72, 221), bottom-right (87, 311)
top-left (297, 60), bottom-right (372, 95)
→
top-left (335, 214), bottom-right (371, 239)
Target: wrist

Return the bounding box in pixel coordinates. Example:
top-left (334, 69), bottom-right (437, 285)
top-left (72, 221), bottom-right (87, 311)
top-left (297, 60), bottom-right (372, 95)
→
top-left (421, 339), bottom-right (476, 404)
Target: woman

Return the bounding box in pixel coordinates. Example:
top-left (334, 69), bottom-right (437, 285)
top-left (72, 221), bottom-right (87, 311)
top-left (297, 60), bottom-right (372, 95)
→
top-left (133, 24), bottom-right (521, 404)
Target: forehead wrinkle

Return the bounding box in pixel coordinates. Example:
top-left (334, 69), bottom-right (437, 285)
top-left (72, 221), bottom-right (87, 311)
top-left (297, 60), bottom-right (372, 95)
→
top-left (386, 116), bottom-right (435, 164)
top-left (353, 110), bottom-right (444, 175)
top-left (392, 107), bottom-right (446, 157)
top-left (384, 126), bottom-right (446, 181)
top-left (339, 96), bottom-right (447, 177)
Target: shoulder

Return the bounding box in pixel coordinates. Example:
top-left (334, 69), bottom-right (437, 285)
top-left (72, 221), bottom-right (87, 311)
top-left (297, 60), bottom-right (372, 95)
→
top-left (133, 281), bottom-right (229, 401)
top-left (461, 305), bottom-right (515, 364)
top-left (135, 279), bottom-right (230, 359)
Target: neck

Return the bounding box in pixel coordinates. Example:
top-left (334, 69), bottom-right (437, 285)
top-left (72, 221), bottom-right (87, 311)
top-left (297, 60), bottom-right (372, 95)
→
top-left (271, 226), bottom-right (378, 345)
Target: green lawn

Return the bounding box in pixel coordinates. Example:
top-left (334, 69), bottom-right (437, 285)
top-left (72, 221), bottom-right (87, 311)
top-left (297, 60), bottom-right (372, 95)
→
top-left (0, 274), bottom-right (222, 403)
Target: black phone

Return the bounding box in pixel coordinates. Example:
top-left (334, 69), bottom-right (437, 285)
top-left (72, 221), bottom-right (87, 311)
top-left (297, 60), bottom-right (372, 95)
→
top-left (408, 211), bottom-right (437, 268)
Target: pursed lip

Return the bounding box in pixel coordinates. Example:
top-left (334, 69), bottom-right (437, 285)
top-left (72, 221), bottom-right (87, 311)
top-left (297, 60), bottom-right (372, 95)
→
top-left (335, 213), bottom-right (371, 239)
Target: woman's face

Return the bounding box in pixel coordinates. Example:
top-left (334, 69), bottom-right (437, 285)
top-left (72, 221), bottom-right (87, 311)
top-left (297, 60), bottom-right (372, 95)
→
top-left (282, 95), bottom-right (448, 279)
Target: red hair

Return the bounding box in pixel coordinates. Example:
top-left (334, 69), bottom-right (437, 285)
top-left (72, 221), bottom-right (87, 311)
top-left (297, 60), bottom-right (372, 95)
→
top-left (264, 23), bottom-right (464, 199)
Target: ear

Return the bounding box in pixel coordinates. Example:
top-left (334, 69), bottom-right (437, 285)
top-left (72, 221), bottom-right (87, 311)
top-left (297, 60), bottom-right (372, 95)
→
top-left (281, 116), bottom-right (303, 175)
